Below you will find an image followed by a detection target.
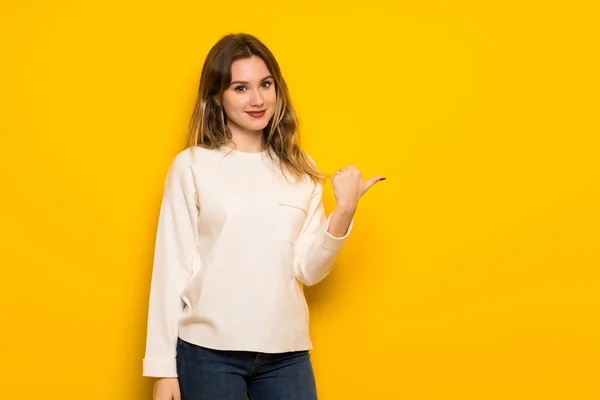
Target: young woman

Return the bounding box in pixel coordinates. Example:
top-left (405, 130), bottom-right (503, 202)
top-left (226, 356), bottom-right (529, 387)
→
top-left (143, 33), bottom-right (385, 400)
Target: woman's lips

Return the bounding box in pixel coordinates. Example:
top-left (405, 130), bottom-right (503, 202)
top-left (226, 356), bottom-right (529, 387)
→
top-left (246, 110), bottom-right (266, 118)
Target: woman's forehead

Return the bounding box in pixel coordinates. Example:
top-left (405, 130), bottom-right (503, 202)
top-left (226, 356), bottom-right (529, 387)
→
top-left (231, 56), bottom-right (271, 81)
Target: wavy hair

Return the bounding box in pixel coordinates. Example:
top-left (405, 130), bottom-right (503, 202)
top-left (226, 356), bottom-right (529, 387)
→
top-left (184, 33), bottom-right (327, 183)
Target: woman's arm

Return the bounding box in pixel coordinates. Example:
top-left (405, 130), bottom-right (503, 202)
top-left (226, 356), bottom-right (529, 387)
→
top-left (143, 150), bottom-right (199, 378)
top-left (292, 182), bottom-right (352, 286)
top-left (292, 165), bottom-right (385, 286)
top-left (326, 205), bottom-right (356, 238)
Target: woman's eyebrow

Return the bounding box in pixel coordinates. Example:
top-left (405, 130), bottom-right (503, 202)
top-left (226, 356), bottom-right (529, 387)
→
top-left (230, 75), bottom-right (274, 86)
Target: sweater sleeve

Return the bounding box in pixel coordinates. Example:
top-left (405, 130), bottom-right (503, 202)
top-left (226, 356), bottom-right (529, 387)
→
top-left (143, 151), bottom-right (199, 378)
top-left (292, 181), bottom-right (354, 286)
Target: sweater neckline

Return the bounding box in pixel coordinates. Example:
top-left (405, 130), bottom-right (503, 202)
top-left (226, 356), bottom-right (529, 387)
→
top-left (220, 145), bottom-right (268, 157)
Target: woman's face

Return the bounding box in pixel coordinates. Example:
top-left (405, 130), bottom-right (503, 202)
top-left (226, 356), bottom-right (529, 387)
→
top-left (221, 56), bottom-right (276, 136)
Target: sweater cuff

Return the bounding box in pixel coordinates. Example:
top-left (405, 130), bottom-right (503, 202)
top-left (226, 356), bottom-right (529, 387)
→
top-left (143, 357), bottom-right (178, 378)
top-left (321, 213), bottom-right (353, 251)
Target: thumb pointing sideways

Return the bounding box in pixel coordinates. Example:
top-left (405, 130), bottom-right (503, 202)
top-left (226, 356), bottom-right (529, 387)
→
top-left (362, 175), bottom-right (387, 194)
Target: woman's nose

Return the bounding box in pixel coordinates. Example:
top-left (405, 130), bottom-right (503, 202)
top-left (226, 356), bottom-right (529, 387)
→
top-left (250, 89), bottom-right (264, 107)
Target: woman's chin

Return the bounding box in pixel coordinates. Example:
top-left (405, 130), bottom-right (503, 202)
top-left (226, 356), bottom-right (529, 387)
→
top-left (241, 120), bottom-right (270, 132)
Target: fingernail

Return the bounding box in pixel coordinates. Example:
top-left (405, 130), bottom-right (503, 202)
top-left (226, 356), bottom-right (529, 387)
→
top-left (381, 177), bottom-right (387, 181)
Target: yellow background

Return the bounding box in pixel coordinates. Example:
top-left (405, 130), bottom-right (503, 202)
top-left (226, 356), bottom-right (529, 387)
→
top-left (1, 0), bottom-right (599, 398)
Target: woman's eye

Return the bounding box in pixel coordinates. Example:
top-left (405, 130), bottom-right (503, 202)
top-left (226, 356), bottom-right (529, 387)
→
top-left (233, 81), bottom-right (272, 92)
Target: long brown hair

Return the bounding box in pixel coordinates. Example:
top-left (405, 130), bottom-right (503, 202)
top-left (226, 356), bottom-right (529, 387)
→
top-left (184, 33), bottom-right (327, 183)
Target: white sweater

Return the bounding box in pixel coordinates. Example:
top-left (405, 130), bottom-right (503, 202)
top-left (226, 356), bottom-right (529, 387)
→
top-left (142, 146), bottom-right (353, 378)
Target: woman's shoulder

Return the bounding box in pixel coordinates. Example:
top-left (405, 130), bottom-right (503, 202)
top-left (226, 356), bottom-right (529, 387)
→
top-left (278, 153), bottom-right (322, 194)
top-left (304, 153), bottom-right (324, 187)
top-left (161, 147), bottom-right (218, 181)
top-left (170, 146), bottom-right (224, 167)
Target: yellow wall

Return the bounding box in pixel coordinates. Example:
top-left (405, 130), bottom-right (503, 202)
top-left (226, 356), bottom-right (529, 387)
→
top-left (1, 0), bottom-right (599, 398)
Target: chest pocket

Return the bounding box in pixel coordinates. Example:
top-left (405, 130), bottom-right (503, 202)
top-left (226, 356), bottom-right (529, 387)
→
top-left (274, 180), bottom-right (312, 243)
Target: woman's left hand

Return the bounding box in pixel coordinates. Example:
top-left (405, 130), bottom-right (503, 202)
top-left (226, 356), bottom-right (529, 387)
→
top-left (331, 165), bottom-right (386, 212)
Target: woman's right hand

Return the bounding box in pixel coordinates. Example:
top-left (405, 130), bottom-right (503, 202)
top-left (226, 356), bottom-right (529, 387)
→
top-left (153, 378), bottom-right (181, 400)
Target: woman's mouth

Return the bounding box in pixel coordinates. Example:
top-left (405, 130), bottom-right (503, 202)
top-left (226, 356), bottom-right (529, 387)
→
top-left (246, 110), bottom-right (266, 118)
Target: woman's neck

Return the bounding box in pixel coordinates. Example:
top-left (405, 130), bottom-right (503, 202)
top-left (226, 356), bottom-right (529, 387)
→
top-left (228, 127), bottom-right (266, 153)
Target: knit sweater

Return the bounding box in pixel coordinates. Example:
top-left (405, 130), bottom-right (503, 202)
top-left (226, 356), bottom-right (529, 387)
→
top-left (142, 146), bottom-right (353, 378)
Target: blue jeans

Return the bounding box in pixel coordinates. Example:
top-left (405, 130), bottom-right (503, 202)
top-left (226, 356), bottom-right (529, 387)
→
top-left (176, 337), bottom-right (318, 400)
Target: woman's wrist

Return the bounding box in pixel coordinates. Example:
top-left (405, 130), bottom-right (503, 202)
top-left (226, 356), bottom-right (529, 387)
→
top-left (334, 202), bottom-right (358, 216)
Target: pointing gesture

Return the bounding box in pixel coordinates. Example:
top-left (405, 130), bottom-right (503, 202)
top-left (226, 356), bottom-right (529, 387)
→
top-left (331, 165), bottom-right (386, 212)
